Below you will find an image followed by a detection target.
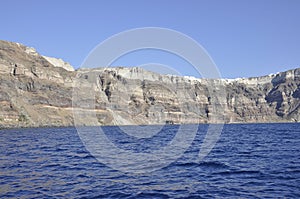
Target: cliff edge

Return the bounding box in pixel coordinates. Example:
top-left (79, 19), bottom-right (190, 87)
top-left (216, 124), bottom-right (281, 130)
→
top-left (0, 40), bottom-right (299, 128)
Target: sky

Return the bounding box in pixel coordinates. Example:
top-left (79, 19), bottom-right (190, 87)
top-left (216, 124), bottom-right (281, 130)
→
top-left (0, 0), bottom-right (299, 78)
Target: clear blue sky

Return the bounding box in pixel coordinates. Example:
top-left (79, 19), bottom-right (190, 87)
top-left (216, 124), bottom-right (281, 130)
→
top-left (0, 0), bottom-right (299, 78)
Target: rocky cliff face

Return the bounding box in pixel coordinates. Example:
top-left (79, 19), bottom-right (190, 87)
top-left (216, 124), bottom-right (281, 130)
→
top-left (0, 40), bottom-right (74, 128)
top-left (0, 40), bottom-right (299, 128)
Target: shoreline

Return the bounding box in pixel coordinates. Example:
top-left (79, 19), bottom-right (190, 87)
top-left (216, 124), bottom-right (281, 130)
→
top-left (1, 121), bottom-right (298, 130)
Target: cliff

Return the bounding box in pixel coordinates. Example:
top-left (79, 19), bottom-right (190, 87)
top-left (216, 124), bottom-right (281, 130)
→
top-left (0, 40), bottom-right (299, 128)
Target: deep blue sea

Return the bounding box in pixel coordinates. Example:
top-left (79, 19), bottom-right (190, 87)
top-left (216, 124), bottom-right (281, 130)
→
top-left (1, 123), bottom-right (300, 198)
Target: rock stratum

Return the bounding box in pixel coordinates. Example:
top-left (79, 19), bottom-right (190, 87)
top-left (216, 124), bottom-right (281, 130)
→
top-left (0, 40), bottom-right (299, 128)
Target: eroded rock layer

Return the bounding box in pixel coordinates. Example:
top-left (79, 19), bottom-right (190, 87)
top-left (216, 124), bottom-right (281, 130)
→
top-left (0, 40), bottom-right (299, 128)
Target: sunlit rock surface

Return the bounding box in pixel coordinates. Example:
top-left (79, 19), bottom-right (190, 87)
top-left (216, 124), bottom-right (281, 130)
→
top-left (0, 40), bottom-right (299, 128)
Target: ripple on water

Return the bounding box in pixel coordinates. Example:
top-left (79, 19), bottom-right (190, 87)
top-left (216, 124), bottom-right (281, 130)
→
top-left (0, 124), bottom-right (300, 198)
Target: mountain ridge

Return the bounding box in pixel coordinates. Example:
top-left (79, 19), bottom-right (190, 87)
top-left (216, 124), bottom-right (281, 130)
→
top-left (0, 40), bottom-right (299, 128)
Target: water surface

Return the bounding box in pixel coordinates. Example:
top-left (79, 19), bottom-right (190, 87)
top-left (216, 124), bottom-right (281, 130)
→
top-left (1, 123), bottom-right (300, 198)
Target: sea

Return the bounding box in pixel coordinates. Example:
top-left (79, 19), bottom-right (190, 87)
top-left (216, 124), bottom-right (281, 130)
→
top-left (1, 123), bottom-right (300, 198)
